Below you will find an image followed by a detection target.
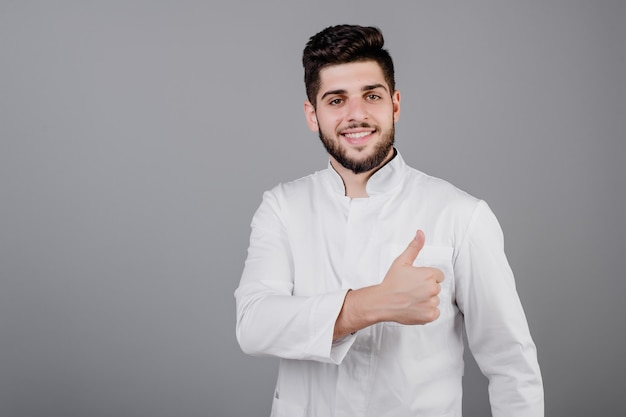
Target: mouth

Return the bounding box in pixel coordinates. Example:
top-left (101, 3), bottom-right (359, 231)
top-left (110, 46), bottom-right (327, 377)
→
top-left (340, 128), bottom-right (376, 145)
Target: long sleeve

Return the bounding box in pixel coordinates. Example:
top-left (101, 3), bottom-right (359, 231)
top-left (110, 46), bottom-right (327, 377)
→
top-left (454, 200), bottom-right (544, 416)
top-left (235, 189), bottom-right (355, 364)
top-left (234, 154), bottom-right (544, 416)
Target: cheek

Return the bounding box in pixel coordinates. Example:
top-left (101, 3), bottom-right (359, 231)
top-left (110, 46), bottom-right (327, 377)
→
top-left (318, 114), bottom-right (343, 133)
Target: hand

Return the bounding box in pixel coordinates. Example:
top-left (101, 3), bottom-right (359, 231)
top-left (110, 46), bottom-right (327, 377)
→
top-left (378, 230), bottom-right (444, 325)
top-left (333, 230), bottom-right (445, 339)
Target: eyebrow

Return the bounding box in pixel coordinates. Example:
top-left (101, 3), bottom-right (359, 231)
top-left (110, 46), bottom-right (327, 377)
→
top-left (320, 83), bottom-right (389, 101)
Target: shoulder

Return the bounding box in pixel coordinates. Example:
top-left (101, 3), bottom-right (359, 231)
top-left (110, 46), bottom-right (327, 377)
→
top-left (252, 168), bottom-right (334, 227)
top-left (397, 163), bottom-right (493, 250)
top-left (402, 164), bottom-right (480, 212)
top-left (266, 168), bottom-right (332, 201)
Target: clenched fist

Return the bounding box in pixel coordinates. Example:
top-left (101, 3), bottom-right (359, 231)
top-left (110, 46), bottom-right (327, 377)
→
top-left (378, 230), bottom-right (444, 325)
top-left (333, 230), bottom-right (445, 340)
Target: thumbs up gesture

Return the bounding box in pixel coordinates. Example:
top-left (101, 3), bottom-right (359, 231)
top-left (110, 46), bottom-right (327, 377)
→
top-left (378, 230), bottom-right (445, 325)
top-left (333, 230), bottom-right (445, 340)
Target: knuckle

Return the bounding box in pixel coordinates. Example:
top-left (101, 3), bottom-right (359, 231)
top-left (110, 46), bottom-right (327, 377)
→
top-left (432, 268), bottom-right (444, 279)
top-left (431, 295), bottom-right (440, 307)
top-left (429, 282), bottom-right (440, 297)
top-left (426, 308), bottom-right (439, 322)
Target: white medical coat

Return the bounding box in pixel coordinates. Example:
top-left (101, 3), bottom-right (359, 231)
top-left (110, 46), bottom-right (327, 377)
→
top-left (235, 151), bottom-right (543, 417)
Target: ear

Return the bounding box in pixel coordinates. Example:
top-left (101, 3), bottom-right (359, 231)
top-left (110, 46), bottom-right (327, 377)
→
top-left (392, 90), bottom-right (401, 123)
top-left (304, 100), bottom-right (319, 132)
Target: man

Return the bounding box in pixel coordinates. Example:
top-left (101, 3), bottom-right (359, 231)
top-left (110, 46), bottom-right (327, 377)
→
top-left (235, 24), bottom-right (543, 417)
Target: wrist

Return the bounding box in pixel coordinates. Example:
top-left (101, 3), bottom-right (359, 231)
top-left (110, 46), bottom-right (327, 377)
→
top-left (345, 285), bottom-right (386, 326)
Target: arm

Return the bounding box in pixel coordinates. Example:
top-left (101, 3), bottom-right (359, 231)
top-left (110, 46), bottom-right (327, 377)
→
top-left (236, 191), bottom-right (443, 363)
top-left (455, 201), bottom-right (544, 416)
top-left (235, 190), bottom-right (353, 364)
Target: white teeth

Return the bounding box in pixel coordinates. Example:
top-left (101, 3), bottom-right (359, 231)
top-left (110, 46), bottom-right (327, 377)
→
top-left (344, 131), bottom-right (372, 139)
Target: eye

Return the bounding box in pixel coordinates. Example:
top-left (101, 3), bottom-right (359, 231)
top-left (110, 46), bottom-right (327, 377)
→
top-left (329, 98), bottom-right (343, 106)
top-left (366, 93), bottom-right (381, 101)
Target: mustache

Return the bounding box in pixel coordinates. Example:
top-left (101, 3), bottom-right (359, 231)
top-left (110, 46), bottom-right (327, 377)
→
top-left (345, 122), bottom-right (375, 129)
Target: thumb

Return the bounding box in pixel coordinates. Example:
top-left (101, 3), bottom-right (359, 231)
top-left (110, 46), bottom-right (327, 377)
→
top-left (395, 230), bottom-right (425, 266)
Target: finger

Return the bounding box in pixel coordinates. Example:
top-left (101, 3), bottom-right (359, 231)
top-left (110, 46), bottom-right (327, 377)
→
top-left (435, 269), bottom-right (445, 284)
top-left (395, 230), bottom-right (425, 266)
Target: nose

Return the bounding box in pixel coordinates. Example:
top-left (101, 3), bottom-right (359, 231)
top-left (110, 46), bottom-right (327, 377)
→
top-left (345, 98), bottom-right (368, 122)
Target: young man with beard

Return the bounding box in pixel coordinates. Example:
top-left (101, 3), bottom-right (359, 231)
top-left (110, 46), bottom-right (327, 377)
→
top-left (235, 25), bottom-right (543, 417)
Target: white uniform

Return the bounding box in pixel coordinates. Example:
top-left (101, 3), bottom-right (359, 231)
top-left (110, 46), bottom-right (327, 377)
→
top-left (235, 151), bottom-right (543, 417)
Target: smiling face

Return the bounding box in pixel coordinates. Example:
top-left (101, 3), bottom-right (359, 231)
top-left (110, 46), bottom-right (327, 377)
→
top-left (304, 61), bottom-right (401, 175)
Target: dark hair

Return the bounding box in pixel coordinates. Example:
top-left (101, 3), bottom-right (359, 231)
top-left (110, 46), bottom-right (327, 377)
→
top-left (302, 24), bottom-right (395, 106)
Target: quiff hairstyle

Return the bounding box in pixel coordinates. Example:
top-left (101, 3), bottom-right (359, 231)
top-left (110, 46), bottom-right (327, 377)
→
top-left (302, 24), bottom-right (396, 107)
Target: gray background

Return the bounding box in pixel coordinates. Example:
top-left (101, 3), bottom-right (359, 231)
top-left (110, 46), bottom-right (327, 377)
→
top-left (1, 1), bottom-right (624, 416)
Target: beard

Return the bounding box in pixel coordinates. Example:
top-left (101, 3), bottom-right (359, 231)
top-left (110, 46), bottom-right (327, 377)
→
top-left (318, 122), bottom-right (395, 175)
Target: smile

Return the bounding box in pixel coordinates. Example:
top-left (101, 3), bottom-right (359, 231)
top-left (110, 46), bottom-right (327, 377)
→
top-left (341, 129), bottom-right (376, 144)
top-left (343, 131), bottom-right (371, 139)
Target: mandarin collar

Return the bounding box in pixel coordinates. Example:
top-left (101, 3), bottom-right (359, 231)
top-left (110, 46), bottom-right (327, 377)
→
top-left (326, 149), bottom-right (406, 197)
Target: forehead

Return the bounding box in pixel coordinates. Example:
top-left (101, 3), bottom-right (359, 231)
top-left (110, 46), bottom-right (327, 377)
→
top-left (317, 61), bottom-right (389, 95)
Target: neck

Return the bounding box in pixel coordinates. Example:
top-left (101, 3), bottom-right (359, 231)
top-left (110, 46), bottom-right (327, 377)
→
top-left (330, 148), bottom-right (395, 198)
